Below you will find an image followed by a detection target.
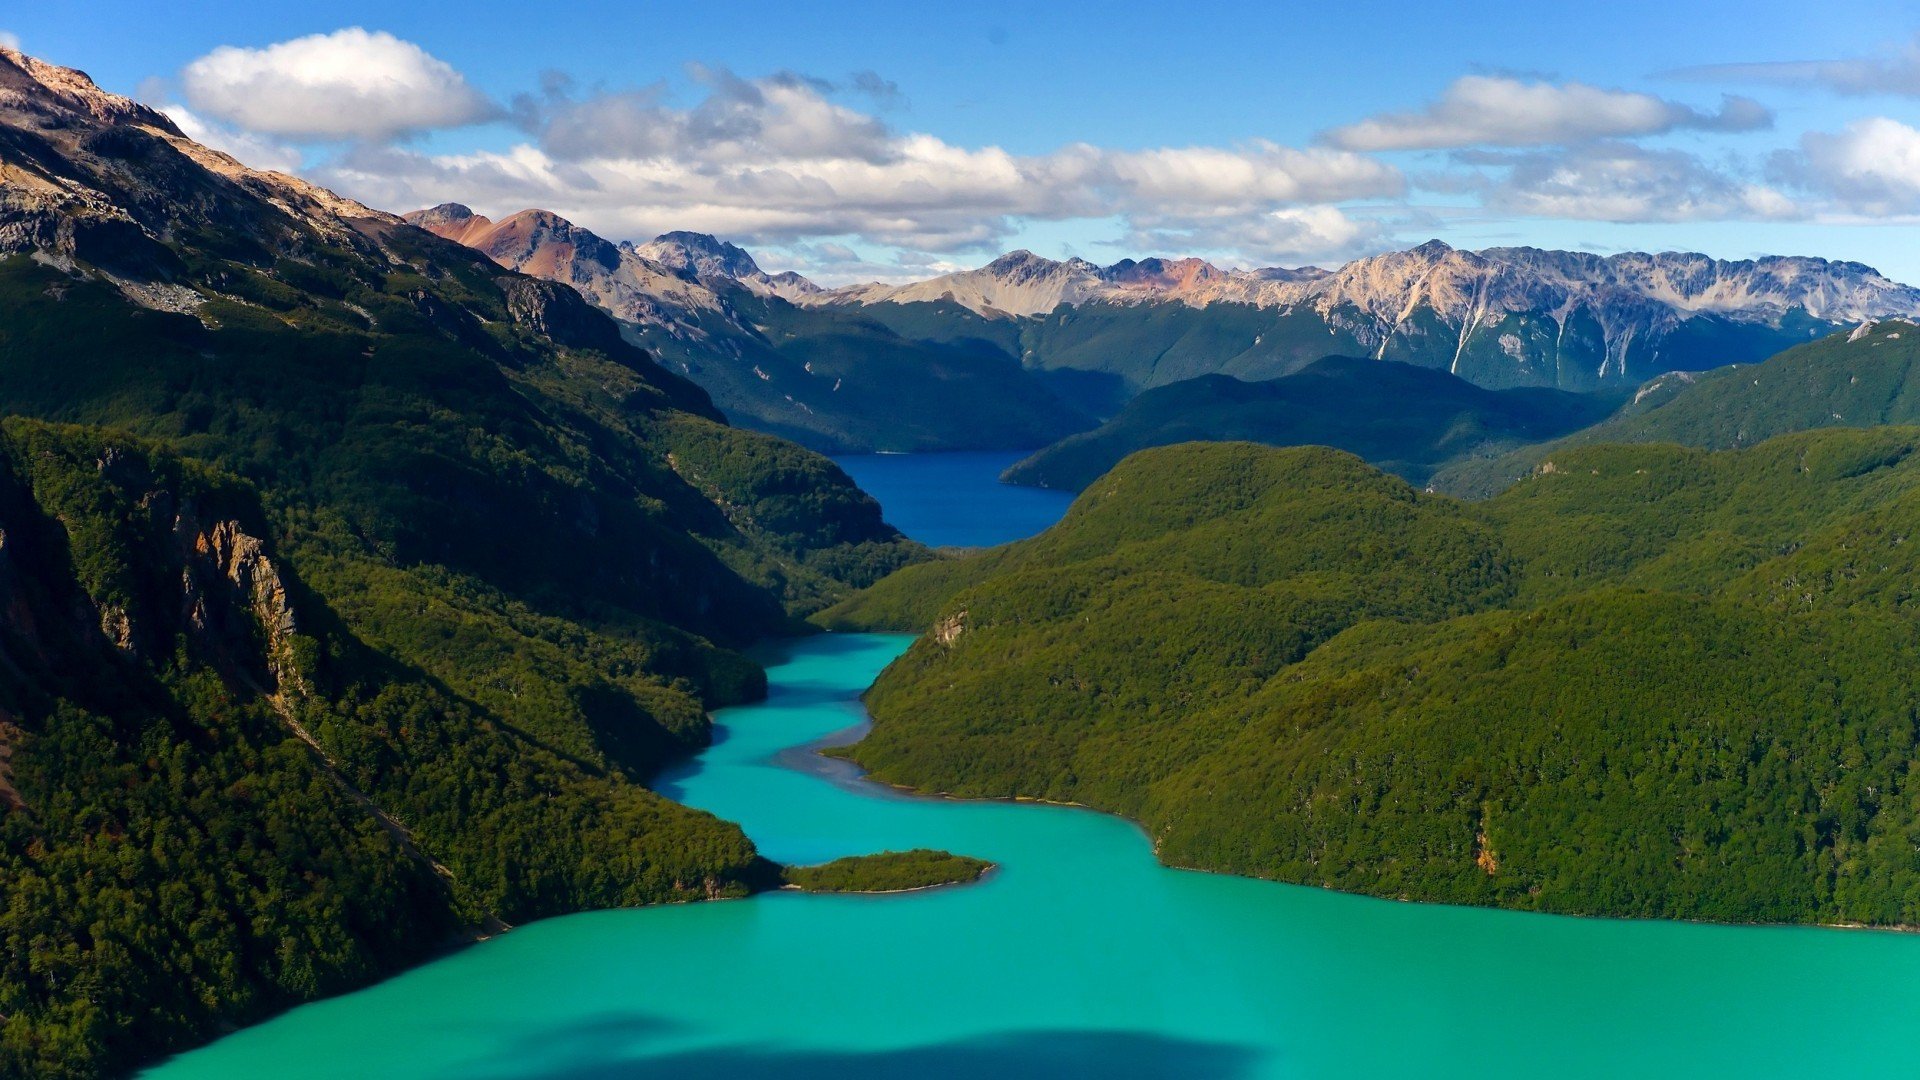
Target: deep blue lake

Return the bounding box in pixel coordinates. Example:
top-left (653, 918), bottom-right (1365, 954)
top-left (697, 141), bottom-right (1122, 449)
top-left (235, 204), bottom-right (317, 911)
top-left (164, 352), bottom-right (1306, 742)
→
top-left (832, 451), bottom-right (1076, 548)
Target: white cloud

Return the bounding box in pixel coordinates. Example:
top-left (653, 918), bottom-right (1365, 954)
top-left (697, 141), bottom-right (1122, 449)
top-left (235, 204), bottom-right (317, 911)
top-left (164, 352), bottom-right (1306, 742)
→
top-left (311, 71), bottom-right (1403, 256)
top-left (1323, 76), bottom-right (1771, 151)
top-left (0, 31), bottom-right (20, 52)
top-left (754, 241), bottom-right (969, 287)
top-left (181, 28), bottom-right (497, 141)
top-left (526, 67), bottom-right (895, 165)
top-left (161, 104), bottom-right (303, 173)
top-left (1464, 143), bottom-right (1801, 222)
top-left (1126, 205), bottom-right (1391, 265)
top-left (1673, 39), bottom-right (1920, 97)
top-left (1773, 117), bottom-right (1920, 215)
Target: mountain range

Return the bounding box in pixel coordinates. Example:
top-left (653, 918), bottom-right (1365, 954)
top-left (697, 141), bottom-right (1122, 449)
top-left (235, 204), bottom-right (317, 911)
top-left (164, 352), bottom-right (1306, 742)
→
top-left (412, 206), bottom-right (1920, 452)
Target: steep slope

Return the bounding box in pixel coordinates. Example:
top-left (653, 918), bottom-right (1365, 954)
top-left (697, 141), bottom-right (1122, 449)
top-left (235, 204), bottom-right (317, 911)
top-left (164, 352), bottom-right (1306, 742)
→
top-left (0, 47), bottom-right (922, 1076)
top-left (1001, 356), bottom-right (1616, 490)
top-left (0, 425), bottom-right (473, 1076)
top-left (820, 432), bottom-right (1920, 927)
top-left (407, 206), bottom-right (1091, 453)
top-left (1432, 319), bottom-right (1920, 496)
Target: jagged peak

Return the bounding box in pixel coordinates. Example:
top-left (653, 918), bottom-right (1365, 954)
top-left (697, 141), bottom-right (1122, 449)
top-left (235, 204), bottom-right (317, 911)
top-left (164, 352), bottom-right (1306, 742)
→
top-left (982, 249), bottom-right (1093, 281)
top-left (403, 203), bottom-right (483, 230)
top-left (1105, 256), bottom-right (1225, 289)
top-left (0, 46), bottom-right (181, 133)
top-left (414, 202), bottom-right (475, 222)
top-left (636, 230), bottom-right (763, 281)
top-left (498, 208), bottom-right (579, 232)
top-left (987, 249), bottom-right (1050, 271)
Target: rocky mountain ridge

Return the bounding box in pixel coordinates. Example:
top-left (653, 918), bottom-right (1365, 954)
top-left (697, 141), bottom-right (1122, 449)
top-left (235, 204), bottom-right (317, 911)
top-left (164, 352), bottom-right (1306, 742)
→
top-left (411, 194), bottom-right (1920, 394)
top-left (818, 239), bottom-right (1919, 324)
top-left (818, 241), bottom-right (1920, 380)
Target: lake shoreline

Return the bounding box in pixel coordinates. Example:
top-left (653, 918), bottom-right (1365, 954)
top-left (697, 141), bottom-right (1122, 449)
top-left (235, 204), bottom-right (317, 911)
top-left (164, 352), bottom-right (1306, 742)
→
top-left (151, 601), bottom-right (1920, 1076)
top-left (814, 677), bottom-right (1920, 938)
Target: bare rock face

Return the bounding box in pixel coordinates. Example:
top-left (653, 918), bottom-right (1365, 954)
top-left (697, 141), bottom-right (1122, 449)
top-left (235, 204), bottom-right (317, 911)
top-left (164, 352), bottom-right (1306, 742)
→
top-left (98, 604), bottom-right (136, 653)
top-left (632, 230), bottom-right (764, 282)
top-left (933, 608), bottom-right (967, 647)
top-left (186, 517), bottom-right (299, 689)
top-left (0, 45), bottom-right (400, 305)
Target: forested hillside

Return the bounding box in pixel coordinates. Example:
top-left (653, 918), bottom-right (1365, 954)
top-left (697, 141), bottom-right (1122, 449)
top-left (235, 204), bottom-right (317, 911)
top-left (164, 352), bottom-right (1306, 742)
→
top-left (1434, 320), bottom-right (1920, 496)
top-left (1001, 356), bottom-right (1613, 490)
top-left (823, 433), bottom-right (1920, 926)
top-left (0, 48), bottom-right (922, 1076)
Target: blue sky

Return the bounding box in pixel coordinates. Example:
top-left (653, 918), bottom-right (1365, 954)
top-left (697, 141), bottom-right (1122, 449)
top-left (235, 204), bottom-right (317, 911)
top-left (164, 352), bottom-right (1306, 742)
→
top-left (10, 1), bottom-right (1920, 281)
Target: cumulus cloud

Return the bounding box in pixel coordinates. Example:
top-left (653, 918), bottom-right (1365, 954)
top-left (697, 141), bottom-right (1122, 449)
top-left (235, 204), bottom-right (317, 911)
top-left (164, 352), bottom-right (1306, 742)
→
top-left (755, 241), bottom-right (967, 286)
top-left (161, 104), bottom-right (304, 173)
top-left (1323, 76), bottom-right (1771, 151)
top-left (0, 31), bottom-right (19, 51)
top-left (1772, 117), bottom-right (1920, 215)
top-left (1462, 143), bottom-right (1801, 222)
top-left (311, 70), bottom-right (1403, 256)
top-left (520, 67), bottom-right (897, 165)
top-left (181, 28), bottom-right (498, 141)
top-left (1126, 205), bottom-right (1392, 265)
top-left (1673, 39), bottom-right (1920, 97)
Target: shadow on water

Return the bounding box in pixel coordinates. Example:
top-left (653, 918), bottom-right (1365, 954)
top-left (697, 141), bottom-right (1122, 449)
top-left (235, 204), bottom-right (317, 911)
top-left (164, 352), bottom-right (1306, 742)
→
top-left (649, 762), bottom-right (700, 803)
top-left (455, 1016), bottom-right (1262, 1080)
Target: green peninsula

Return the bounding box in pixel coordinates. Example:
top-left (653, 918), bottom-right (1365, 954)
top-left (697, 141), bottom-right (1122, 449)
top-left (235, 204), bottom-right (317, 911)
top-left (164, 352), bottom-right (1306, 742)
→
top-left (823, 433), bottom-right (1920, 927)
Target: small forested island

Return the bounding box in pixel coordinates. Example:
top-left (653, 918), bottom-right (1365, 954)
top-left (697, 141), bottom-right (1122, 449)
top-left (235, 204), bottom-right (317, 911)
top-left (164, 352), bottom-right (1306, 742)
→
top-left (782, 850), bottom-right (994, 893)
top-left (821, 433), bottom-right (1920, 928)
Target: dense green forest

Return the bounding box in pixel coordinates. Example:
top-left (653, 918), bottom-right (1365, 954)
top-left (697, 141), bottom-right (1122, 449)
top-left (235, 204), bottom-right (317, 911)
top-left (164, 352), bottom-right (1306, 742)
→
top-left (823, 433), bottom-right (1920, 926)
top-left (1001, 356), bottom-right (1614, 491)
top-left (781, 850), bottom-right (993, 893)
top-left (1433, 319), bottom-right (1920, 496)
top-left (0, 52), bottom-right (923, 1076)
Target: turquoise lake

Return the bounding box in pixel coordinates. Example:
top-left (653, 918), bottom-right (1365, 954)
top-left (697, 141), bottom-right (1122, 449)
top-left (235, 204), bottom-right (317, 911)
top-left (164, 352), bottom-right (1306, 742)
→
top-left (152, 632), bottom-right (1920, 1078)
top-left (150, 457), bottom-right (1920, 1078)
